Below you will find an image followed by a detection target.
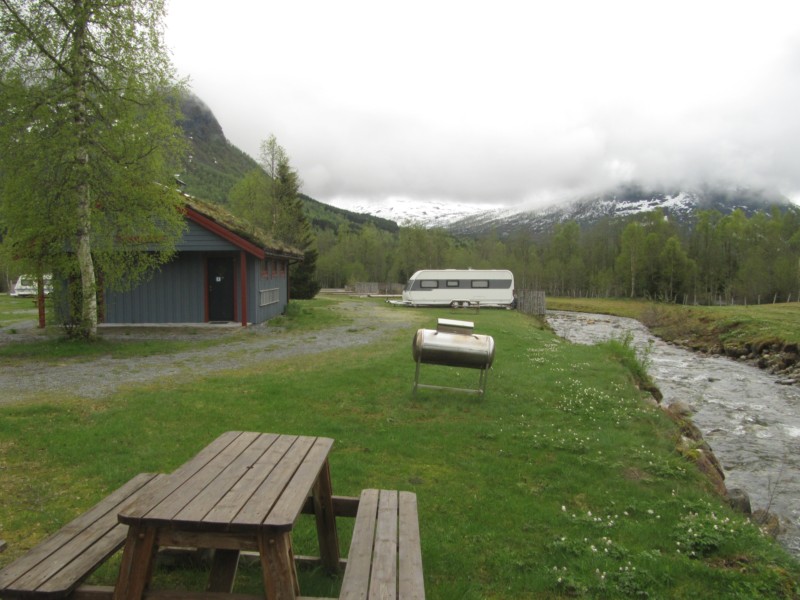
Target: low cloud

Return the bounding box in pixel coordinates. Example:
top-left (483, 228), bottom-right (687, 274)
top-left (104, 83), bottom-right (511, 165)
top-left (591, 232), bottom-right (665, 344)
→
top-left (171, 1), bottom-right (800, 208)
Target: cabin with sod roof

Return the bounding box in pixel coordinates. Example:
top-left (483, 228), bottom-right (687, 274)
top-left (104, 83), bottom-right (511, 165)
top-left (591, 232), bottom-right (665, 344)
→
top-left (102, 197), bottom-right (303, 326)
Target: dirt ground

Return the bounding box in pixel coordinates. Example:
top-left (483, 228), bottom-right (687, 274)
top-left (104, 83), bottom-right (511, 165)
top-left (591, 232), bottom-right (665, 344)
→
top-left (0, 300), bottom-right (421, 405)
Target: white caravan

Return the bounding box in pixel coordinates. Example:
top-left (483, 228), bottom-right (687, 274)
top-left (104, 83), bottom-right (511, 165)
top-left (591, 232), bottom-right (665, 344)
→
top-left (10, 274), bottom-right (52, 297)
top-left (400, 269), bottom-right (515, 307)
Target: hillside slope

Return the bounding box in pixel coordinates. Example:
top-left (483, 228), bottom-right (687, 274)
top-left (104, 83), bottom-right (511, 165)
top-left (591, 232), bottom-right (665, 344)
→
top-left (177, 93), bottom-right (397, 234)
top-left (178, 94), bottom-right (259, 205)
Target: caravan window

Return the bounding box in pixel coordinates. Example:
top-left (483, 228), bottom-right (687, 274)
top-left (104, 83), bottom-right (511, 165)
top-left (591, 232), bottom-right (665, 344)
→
top-left (420, 280), bottom-right (439, 289)
top-left (471, 280), bottom-right (489, 288)
top-left (446, 280), bottom-right (460, 287)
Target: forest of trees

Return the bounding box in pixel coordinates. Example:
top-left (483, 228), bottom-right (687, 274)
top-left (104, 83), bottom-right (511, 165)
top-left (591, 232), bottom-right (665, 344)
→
top-left (314, 206), bottom-right (800, 305)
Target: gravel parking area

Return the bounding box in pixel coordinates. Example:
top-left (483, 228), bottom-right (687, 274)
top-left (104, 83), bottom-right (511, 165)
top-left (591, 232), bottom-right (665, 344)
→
top-left (0, 300), bottom-right (420, 405)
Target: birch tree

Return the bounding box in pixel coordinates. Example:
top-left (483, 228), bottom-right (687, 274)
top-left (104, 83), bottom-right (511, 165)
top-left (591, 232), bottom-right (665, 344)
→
top-left (0, 0), bottom-right (186, 338)
top-left (616, 221), bottom-right (646, 298)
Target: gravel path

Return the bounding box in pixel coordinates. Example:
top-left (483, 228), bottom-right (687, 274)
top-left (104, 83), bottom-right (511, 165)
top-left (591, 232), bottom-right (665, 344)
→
top-left (0, 300), bottom-right (420, 405)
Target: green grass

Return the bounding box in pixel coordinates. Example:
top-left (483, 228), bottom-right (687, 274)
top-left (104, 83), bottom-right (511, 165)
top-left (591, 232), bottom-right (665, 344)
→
top-left (0, 296), bottom-right (350, 363)
top-left (548, 297), bottom-right (800, 352)
top-left (0, 293), bottom-right (39, 330)
top-left (0, 334), bottom-right (220, 362)
top-left (0, 297), bottom-right (797, 598)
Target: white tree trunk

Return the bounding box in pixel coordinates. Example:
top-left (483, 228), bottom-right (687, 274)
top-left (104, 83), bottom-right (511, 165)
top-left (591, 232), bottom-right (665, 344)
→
top-left (76, 189), bottom-right (97, 337)
top-left (72, 1), bottom-right (97, 338)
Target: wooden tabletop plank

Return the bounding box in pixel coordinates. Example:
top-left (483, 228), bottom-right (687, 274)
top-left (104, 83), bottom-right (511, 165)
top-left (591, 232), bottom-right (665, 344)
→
top-left (230, 436), bottom-right (316, 530)
top-left (118, 431), bottom-right (246, 525)
top-left (264, 437), bottom-right (334, 528)
top-left (174, 433), bottom-right (283, 525)
top-left (202, 434), bottom-right (295, 526)
top-left (139, 432), bottom-right (261, 522)
top-left (119, 434), bottom-right (334, 536)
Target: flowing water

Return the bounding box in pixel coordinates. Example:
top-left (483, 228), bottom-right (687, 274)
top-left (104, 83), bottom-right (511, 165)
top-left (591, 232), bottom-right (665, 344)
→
top-left (547, 310), bottom-right (800, 558)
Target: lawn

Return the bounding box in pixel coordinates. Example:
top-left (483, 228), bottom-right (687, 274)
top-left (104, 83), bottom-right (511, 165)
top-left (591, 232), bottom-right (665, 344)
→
top-left (0, 293), bottom-right (39, 330)
top-left (0, 297), bottom-right (797, 598)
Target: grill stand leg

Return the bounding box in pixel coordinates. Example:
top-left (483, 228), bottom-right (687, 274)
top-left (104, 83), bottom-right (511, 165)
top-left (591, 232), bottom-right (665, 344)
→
top-left (413, 357), bottom-right (422, 397)
top-left (413, 359), bottom-right (490, 398)
top-left (478, 364), bottom-right (489, 396)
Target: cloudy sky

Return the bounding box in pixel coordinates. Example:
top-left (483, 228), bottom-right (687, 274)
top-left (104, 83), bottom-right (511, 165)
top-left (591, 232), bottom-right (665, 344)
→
top-left (164, 0), bottom-right (800, 211)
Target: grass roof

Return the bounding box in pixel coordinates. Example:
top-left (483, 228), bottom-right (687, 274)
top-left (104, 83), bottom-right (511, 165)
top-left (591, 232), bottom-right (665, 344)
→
top-left (183, 194), bottom-right (303, 259)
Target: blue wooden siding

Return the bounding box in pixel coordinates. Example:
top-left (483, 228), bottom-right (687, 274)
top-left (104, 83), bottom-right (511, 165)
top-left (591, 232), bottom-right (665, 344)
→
top-left (103, 219), bottom-right (293, 325)
top-left (177, 221), bottom-right (238, 251)
top-left (104, 254), bottom-right (290, 324)
top-left (104, 254), bottom-right (205, 323)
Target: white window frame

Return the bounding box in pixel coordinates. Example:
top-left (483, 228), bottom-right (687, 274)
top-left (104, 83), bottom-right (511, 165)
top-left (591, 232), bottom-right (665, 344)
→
top-left (259, 288), bottom-right (280, 306)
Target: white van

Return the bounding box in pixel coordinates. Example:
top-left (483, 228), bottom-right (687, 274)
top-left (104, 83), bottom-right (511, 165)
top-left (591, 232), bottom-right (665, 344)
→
top-left (400, 269), bottom-right (515, 307)
top-left (10, 274), bottom-right (52, 297)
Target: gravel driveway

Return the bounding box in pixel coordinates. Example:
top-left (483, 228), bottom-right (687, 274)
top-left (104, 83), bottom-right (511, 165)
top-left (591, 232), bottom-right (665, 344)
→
top-left (0, 300), bottom-right (421, 405)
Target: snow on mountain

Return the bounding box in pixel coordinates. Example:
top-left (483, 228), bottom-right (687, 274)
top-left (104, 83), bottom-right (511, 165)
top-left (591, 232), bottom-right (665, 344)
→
top-left (446, 185), bottom-right (794, 237)
top-left (326, 184), bottom-right (795, 237)
top-left (327, 197), bottom-right (496, 227)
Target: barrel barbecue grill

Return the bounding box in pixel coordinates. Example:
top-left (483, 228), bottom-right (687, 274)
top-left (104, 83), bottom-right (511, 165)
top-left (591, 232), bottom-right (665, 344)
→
top-left (412, 318), bottom-right (495, 396)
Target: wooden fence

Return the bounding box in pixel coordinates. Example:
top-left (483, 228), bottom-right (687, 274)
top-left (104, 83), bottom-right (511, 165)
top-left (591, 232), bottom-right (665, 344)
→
top-left (516, 289), bottom-right (546, 316)
top-left (353, 282), bottom-right (404, 295)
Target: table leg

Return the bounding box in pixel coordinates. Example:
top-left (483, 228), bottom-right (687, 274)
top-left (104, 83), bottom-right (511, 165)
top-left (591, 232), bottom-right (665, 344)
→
top-left (258, 533), bottom-right (299, 600)
top-left (113, 525), bottom-right (158, 600)
top-left (208, 549), bottom-right (240, 592)
top-left (312, 459), bottom-right (340, 573)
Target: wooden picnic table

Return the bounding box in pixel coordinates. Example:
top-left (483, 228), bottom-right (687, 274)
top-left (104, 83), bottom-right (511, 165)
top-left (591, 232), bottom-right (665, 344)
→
top-left (113, 431), bottom-right (340, 600)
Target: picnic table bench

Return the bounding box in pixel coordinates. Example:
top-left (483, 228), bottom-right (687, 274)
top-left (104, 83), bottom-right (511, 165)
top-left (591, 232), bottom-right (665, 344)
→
top-left (339, 489), bottom-right (425, 600)
top-left (0, 473), bottom-right (164, 600)
top-left (0, 433), bottom-right (426, 600)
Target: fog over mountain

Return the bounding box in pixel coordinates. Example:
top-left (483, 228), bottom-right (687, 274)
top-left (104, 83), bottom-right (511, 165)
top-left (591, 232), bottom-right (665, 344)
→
top-left (332, 184), bottom-right (795, 236)
top-left (165, 1), bottom-right (800, 213)
top-left (177, 92), bottom-right (798, 240)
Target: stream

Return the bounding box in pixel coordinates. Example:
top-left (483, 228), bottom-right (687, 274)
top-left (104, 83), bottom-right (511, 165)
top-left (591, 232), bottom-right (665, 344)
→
top-left (546, 310), bottom-right (800, 558)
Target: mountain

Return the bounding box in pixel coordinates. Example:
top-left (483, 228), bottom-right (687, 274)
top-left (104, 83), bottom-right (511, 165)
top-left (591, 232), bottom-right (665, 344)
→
top-left (327, 197), bottom-right (494, 228)
top-left (329, 184), bottom-right (797, 238)
top-left (176, 93), bottom-right (398, 234)
top-left (178, 94), bottom-right (261, 205)
top-left (445, 183), bottom-right (797, 238)
top-left (176, 94), bottom-right (796, 238)
top-left (300, 193), bottom-right (399, 233)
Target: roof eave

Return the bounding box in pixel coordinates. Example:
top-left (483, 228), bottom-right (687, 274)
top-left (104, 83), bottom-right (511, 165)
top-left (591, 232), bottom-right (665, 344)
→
top-left (185, 206), bottom-right (266, 259)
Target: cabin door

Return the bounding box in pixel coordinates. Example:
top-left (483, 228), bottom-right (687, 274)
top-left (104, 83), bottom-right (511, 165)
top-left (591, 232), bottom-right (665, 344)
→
top-left (207, 257), bottom-right (235, 322)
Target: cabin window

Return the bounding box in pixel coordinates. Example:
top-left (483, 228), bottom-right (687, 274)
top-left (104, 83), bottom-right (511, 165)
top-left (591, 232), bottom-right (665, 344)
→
top-left (446, 280), bottom-right (460, 287)
top-left (420, 280), bottom-right (439, 289)
top-left (471, 280), bottom-right (489, 288)
top-left (260, 288), bottom-right (280, 306)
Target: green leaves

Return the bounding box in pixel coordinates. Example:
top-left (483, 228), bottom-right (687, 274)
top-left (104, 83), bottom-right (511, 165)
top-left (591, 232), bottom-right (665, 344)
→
top-left (0, 0), bottom-right (187, 336)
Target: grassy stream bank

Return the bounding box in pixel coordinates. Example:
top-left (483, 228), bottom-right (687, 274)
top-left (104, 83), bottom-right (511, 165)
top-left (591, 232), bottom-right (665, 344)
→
top-left (0, 296), bottom-right (798, 598)
top-left (548, 298), bottom-right (800, 383)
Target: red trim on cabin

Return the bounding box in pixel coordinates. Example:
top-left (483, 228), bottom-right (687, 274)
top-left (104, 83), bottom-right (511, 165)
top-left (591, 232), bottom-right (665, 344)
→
top-left (185, 207), bottom-right (266, 260)
top-left (203, 259), bottom-right (209, 322)
top-left (231, 257), bottom-right (238, 323)
top-left (240, 251), bottom-right (248, 327)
